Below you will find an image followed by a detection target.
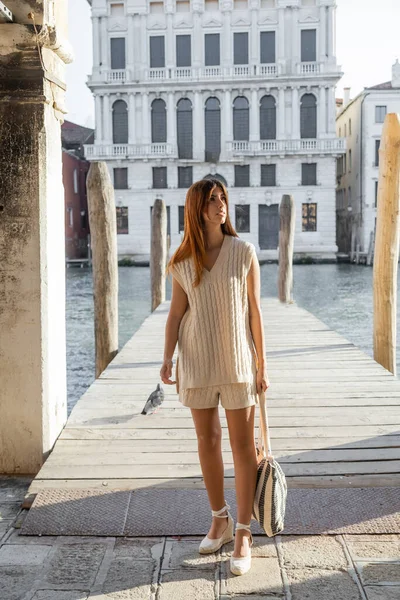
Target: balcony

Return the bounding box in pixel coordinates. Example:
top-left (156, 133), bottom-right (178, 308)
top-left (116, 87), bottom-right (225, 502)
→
top-left (84, 143), bottom-right (176, 160)
top-left (227, 138), bottom-right (346, 157)
top-left (144, 64), bottom-right (279, 82)
top-left (106, 69), bottom-right (128, 83)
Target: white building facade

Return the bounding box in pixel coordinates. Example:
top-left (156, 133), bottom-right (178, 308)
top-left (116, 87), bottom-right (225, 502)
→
top-left (336, 61), bottom-right (400, 256)
top-left (85, 0), bottom-right (345, 260)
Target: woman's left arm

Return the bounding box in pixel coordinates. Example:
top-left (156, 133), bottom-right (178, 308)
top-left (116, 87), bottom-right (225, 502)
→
top-left (247, 252), bottom-right (270, 392)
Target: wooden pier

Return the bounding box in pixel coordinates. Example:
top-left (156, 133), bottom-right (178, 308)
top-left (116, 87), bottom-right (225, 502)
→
top-left (28, 298), bottom-right (400, 496)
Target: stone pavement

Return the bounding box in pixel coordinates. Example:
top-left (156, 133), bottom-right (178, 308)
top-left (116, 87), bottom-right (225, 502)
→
top-left (1, 479), bottom-right (400, 600)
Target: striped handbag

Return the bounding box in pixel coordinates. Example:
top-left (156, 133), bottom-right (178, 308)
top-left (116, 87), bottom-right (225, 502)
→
top-left (252, 390), bottom-right (287, 537)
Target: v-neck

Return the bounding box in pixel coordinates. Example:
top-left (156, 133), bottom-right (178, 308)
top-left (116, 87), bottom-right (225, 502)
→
top-left (203, 234), bottom-right (231, 277)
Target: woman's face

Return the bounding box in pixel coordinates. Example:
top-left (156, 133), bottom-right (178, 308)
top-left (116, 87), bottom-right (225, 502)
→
top-left (202, 186), bottom-right (227, 226)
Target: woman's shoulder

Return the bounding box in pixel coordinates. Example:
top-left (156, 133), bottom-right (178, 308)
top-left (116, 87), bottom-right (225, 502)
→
top-left (231, 235), bottom-right (256, 254)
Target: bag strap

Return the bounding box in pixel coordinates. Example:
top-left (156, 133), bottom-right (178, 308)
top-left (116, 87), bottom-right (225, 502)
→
top-left (257, 390), bottom-right (273, 460)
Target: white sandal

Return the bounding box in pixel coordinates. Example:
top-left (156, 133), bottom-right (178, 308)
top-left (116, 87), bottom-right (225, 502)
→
top-left (230, 522), bottom-right (253, 576)
top-left (199, 503), bottom-right (234, 554)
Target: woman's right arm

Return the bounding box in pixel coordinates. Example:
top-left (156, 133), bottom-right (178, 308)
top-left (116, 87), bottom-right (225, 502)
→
top-left (160, 277), bottom-right (188, 385)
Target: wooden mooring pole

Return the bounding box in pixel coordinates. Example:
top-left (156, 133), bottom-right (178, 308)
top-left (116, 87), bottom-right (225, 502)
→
top-left (278, 194), bottom-right (295, 303)
top-left (87, 162), bottom-right (119, 378)
top-left (151, 198), bottom-right (167, 312)
top-left (373, 113), bottom-right (400, 376)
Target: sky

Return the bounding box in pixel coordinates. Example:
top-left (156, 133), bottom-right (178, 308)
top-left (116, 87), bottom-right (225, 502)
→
top-left (65, 0), bottom-right (400, 128)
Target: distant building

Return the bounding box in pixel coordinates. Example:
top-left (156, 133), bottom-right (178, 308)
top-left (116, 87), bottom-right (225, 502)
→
top-left (335, 60), bottom-right (400, 256)
top-left (85, 0), bottom-right (345, 261)
top-left (62, 121), bottom-right (94, 260)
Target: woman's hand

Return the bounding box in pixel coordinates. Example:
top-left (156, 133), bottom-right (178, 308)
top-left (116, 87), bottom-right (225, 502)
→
top-left (256, 366), bottom-right (270, 395)
top-left (160, 359), bottom-right (176, 385)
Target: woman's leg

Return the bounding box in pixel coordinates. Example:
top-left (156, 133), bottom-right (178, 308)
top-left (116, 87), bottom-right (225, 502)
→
top-left (190, 406), bottom-right (229, 538)
top-left (225, 405), bottom-right (258, 557)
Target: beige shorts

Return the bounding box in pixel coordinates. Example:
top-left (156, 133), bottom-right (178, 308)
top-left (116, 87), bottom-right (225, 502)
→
top-left (179, 381), bottom-right (259, 410)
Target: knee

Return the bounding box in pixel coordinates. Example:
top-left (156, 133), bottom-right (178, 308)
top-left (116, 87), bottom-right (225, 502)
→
top-left (197, 427), bottom-right (222, 450)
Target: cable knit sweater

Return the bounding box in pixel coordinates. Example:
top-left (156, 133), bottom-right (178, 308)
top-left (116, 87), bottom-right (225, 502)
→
top-left (170, 234), bottom-right (258, 393)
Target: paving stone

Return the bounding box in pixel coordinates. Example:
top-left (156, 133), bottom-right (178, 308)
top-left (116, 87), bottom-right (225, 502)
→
top-left (361, 563), bottom-right (400, 585)
top-left (286, 568), bottom-right (362, 600)
top-left (4, 530), bottom-right (57, 545)
top-left (345, 535), bottom-right (400, 542)
top-left (221, 557), bottom-right (283, 596)
top-left (158, 568), bottom-right (216, 600)
top-left (221, 536), bottom-right (277, 558)
top-left (32, 592), bottom-right (89, 600)
top-left (347, 541), bottom-right (400, 560)
top-left (0, 544), bottom-right (52, 566)
top-left (0, 489), bottom-right (26, 502)
top-left (0, 502), bottom-right (21, 520)
top-left (164, 539), bottom-right (219, 570)
top-left (281, 535), bottom-right (347, 569)
top-left (97, 558), bottom-right (155, 599)
top-left (365, 586), bottom-right (400, 600)
top-left (0, 520), bottom-right (12, 537)
top-left (0, 565), bottom-right (39, 600)
top-left (0, 477), bottom-right (31, 490)
top-left (114, 537), bottom-right (163, 560)
top-left (44, 543), bottom-right (107, 587)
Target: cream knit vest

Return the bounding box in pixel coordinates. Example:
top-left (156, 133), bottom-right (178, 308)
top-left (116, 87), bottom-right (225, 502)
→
top-left (171, 234), bottom-right (258, 392)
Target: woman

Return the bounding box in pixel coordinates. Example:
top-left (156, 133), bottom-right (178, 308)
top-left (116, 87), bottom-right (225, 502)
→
top-left (160, 178), bottom-right (270, 576)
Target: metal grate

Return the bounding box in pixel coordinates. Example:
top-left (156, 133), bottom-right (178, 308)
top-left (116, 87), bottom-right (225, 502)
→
top-left (20, 487), bottom-right (400, 537)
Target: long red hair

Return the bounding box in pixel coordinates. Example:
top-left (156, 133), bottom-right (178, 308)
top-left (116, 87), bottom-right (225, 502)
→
top-left (166, 178), bottom-right (238, 288)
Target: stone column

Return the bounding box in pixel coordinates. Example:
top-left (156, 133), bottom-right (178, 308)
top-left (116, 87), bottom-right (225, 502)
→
top-left (250, 88), bottom-right (259, 142)
top-left (100, 16), bottom-right (108, 70)
top-left (327, 6), bottom-right (334, 61)
top-left (103, 94), bottom-right (111, 143)
top-left (222, 9), bottom-right (231, 70)
top-left (0, 3), bottom-right (70, 473)
top-left (292, 86), bottom-right (299, 139)
top-left (193, 91), bottom-right (204, 160)
top-left (129, 93), bottom-right (136, 145)
top-left (319, 5), bottom-right (327, 62)
top-left (327, 86), bottom-right (336, 136)
top-left (92, 16), bottom-right (100, 72)
top-left (278, 7), bottom-right (285, 73)
top-left (142, 92), bottom-right (151, 145)
top-left (140, 14), bottom-right (147, 72)
top-left (222, 88), bottom-right (232, 160)
top-left (193, 10), bottom-right (202, 70)
top-left (167, 92), bottom-right (177, 151)
top-left (251, 8), bottom-right (258, 71)
top-left (95, 94), bottom-right (103, 142)
top-left (318, 86), bottom-right (326, 137)
top-left (291, 7), bottom-right (299, 72)
top-left (127, 14), bottom-right (134, 80)
top-left (166, 8), bottom-right (174, 70)
top-left (278, 87), bottom-right (285, 138)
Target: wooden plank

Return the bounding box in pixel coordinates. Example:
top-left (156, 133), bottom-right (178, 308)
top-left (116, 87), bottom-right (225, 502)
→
top-left (47, 448), bottom-right (400, 465)
top-left (53, 435), bottom-right (400, 451)
top-left (28, 473), bottom-right (400, 494)
top-left (59, 425), bottom-right (400, 441)
top-left (36, 460), bottom-right (400, 479)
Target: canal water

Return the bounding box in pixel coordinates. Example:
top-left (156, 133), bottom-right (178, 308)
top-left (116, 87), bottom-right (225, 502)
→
top-left (66, 264), bottom-right (400, 414)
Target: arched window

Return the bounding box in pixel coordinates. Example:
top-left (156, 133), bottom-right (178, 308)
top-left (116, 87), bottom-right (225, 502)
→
top-left (260, 95), bottom-right (276, 140)
top-left (205, 97), bottom-right (221, 163)
top-left (202, 173), bottom-right (228, 187)
top-left (151, 99), bottom-right (167, 143)
top-left (233, 96), bottom-right (249, 141)
top-left (112, 100), bottom-right (128, 144)
top-left (177, 98), bottom-right (193, 159)
top-left (300, 93), bottom-right (317, 139)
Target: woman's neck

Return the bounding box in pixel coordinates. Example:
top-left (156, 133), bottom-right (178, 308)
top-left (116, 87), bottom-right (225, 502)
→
top-left (204, 228), bottom-right (224, 250)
